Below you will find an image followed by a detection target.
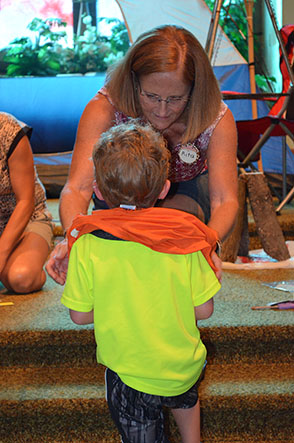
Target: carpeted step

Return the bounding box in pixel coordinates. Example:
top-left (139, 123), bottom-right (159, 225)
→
top-left (0, 398), bottom-right (118, 443)
top-left (0, 329), bottom-right (97, 367)
top-left (199, 362), bottom-right (294, 442)
top-left (201, 324), bottom-right (294, 364)
top-left (1, 361), bottom-right (293, 442)
top-left (1, 325), bottom-right (294, 367)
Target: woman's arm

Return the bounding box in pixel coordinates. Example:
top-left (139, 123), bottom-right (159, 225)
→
top-left (207, 108), bottom-right (239, 242)
top-left (46, 94), bottom-right (116, 284)
top-left (59, 94), bottom-right (116, 232)
top-left (0, 136), bottom-right (35, 273)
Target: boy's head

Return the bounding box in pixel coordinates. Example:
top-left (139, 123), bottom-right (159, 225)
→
top-left (92, 120), bottom-right (171, 208)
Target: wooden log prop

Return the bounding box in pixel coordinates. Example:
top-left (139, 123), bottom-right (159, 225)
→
top-left (221, 175), bottom-right (248, 262)
top-left (244, 172), bottom-right (290, 261)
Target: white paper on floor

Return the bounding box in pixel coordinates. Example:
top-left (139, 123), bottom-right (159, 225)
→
top-left (222, 241), bottom-right (294, 270)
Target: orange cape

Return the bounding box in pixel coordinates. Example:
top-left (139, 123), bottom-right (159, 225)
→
top-left (67, 207), bottom-right (219, 272)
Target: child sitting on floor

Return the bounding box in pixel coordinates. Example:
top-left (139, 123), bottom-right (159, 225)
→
top-left (61, 120), bottom-right (221, 443)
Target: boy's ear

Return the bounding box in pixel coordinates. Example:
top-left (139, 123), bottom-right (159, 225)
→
top-left (93, 180), bottom-right (104, 201)
top-left (158, 180), bottom-right (171, 200)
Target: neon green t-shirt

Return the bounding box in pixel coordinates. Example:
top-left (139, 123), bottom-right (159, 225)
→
top-left (61, 232), bottom-right (220, 396)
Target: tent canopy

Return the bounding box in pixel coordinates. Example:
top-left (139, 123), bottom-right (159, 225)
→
top-left (115, 0), bottom-right (247, 66)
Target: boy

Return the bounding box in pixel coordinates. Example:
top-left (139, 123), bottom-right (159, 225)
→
top-left (61, 120), bottom-right (221, 443)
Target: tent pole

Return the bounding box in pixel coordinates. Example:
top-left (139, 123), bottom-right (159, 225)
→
top-left (264, 0), bottom-right (294, 86)
top-left (244, 0), bottom-right (263, 170)
top-left (113, 0), bottom-right (133, 44)
top-left (244, 1), bottom-right (257, 120)
top-left (206, 0), bottom-right (293, 86)
top-left (205, 0), bottom-right (224, 61)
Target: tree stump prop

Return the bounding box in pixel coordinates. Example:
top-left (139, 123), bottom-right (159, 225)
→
top-left (221, 172), bottom-right (290, 262)
top-left (243, 172), bottom-right (290, 261)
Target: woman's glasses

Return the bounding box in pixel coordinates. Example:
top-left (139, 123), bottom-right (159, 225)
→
top-left (139, 86), bottom-right (190, 108)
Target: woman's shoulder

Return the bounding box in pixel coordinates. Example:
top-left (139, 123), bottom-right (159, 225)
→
top-left (97, 86), bottom-right (113, 105)
top-left (95, 86), bottom-right (131, 125)
top-left (210, 101), bottom-right (228, 129)
top-left (199, 101), bottom-right (228, 138)
top-left (0, 112), bottom-right (29, 155)
top-left (0, 111), bottom-right (18, 130)
top-left (79, 88), bottom-right (117, 130)
top-left (0, 112), bottom-right (32, 139)
top-left (85, 87), bottom-right (118, 116)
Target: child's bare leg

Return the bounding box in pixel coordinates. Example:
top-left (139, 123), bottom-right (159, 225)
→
top-left (171, 399), bottom-right (201, 443)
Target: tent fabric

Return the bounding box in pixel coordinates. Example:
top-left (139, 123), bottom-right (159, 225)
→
top-left (215, 64), bottom-right (258, 121)
top-left (115, 0), bottom-right (247, 66)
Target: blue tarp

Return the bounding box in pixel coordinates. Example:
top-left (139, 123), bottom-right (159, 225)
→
top-left (0, 74), bottom-right (106, 154)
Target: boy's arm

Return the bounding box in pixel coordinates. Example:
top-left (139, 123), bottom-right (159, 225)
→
top-left (70, 309), bottom-right (94, 325)
top-left (194, 298), bottom-right (214, 321)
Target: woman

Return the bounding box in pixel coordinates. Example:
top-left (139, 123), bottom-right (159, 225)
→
top-left (0, 112), bottom-right (53, 293)
top-left (46, 25), bottom-right (238, 285)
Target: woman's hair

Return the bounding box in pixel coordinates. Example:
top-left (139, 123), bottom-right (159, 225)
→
top-left (92, 120), bottom-right (170, 208)
top-left (105, 25), bottom-right (222, 143)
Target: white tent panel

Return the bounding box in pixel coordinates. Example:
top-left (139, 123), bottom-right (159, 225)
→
top-left (115, 0), bottom-right (247, 66)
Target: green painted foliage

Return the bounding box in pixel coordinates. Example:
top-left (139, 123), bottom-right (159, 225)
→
top-left (1, 15), bottom-right (130, 77)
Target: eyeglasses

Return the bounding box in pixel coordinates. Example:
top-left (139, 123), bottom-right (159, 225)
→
top-left (139, 87), bottom-right (190, 108)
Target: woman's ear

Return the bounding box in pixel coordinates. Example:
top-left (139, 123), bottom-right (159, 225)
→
top-left (158, 180), bottom-right (171, 200)
top-left (93, 180), bottom-right (105, 201)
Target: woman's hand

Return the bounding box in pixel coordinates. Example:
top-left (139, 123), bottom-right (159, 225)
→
top-left (211, 251), bottom-right (222, 283)
top-left (46, 239), bottom-right (69, 285)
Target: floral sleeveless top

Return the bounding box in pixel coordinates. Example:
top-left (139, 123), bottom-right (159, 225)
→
top-left (0, 112), bottom-right (51, 235)
top-left (98, 87), bottom-right (228, 182)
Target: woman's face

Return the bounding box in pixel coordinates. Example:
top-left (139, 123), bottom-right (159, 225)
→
top-left (137, 69), bottom-right (191, 131)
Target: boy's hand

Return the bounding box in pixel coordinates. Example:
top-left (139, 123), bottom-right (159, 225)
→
top-left (46, 239), bottom-right (69, 285)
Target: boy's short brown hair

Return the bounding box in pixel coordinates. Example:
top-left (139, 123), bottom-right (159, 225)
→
top-left (93, 120), bottom-right (170, 208)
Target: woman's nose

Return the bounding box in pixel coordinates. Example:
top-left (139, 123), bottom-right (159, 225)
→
top-left (156, 99), bottom-right (169, 114)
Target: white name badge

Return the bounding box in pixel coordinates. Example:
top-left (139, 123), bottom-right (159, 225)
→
top-left (178, 145), bottom-right (200, 164)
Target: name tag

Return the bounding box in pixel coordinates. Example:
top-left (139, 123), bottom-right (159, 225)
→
top-left (178, 144), bottom-right (200, 164)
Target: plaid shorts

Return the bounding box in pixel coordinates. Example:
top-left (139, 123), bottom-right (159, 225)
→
top-left (105, 365), bottom-right (206, 443)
